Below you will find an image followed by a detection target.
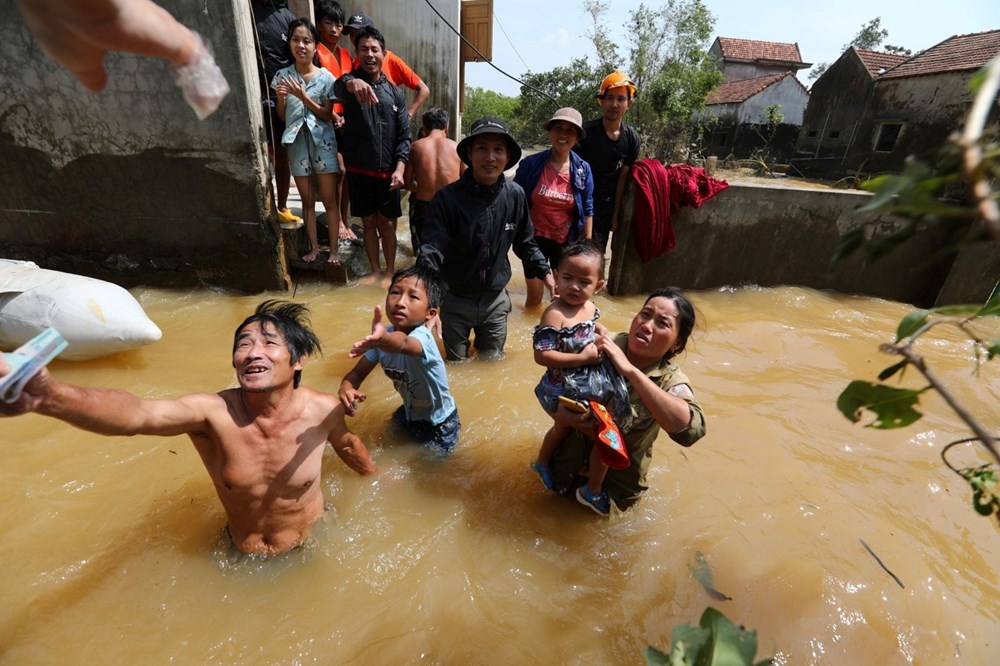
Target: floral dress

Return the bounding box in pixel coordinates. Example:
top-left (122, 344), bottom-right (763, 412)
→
top-left (532, 309), bottom-right (631, 426)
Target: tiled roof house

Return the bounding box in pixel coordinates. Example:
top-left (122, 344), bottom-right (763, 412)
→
top-left (703, 71), bottom-right (809, 125)
top-left (855, 50), bottom-right (910, 78)
top-left (878, 29), bottom-right (1000, 79)
top-left (708, 37), bottom-right (811, 82)
top-left (796, 47), bottom-right (909, 163)
top-left (851, 29), bottom-right (1000, 173)
top-left (700, 37), bottom-right (812, 159)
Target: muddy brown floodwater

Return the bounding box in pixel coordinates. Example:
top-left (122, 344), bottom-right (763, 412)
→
top-left (1, 264), bottom-right (998, 663)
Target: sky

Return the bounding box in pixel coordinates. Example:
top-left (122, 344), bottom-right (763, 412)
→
top-left (463, 0), bottom-right (1000, 96)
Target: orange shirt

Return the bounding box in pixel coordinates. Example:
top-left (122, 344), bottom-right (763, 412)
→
top-left (317, 43), bottom-right (353, 113)
top-left (352, 51), bottom-right (422, 90)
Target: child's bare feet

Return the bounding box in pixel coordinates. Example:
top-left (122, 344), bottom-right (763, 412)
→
top-left (302, 249), bottom-right (320, 262)
top-left (327, 252), bottom-right (342, 265)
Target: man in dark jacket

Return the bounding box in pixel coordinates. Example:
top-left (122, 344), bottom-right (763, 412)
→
top-left (417, 116), bottom-right (554, 361)
top-left (251, 0), bottom-right (299, 226)
top-left (334, 26), bottom-right (410, 281)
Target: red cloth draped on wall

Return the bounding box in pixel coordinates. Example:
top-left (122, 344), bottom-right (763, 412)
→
top-left (630, 160), bottom-right (729, 263)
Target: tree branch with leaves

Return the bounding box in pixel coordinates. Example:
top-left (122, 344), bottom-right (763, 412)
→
top-left (837, 57), bottom-right (1000, 524)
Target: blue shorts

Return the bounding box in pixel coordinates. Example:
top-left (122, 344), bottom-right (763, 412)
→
top-left (286, 130), bottom-right (339, 177)
top-left (392, 406), bottom-right (461, 454)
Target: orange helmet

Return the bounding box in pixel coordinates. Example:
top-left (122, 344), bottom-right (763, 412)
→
top-left (598, 70), bottom-right (637, 99)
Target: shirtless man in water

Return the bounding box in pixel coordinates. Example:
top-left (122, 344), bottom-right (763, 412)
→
top-left (403, 107), bottom-right (463, 252)
top-left (0, 300), bottom-right (375, 556)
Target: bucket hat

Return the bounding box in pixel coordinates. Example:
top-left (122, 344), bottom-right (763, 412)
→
top-left (456, 116), bottom-right (522, 171)
top-left (543, 107), bottom-right (586, 139)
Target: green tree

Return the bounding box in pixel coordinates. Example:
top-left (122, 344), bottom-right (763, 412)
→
top-left (509, 0), bottom-right (720, 158)
top-left (513, 57), bottom-right (600, 147)
top-left (836, 59), bottom-right (1000, 523)
top-left (583, 0), bottom-right (619, 73)
top-left (809, 17), bottom-right (913, 80)
top-left (587, 0), bottom-right (723, 159)
top-left (462, 86), bottom-right (519, 136)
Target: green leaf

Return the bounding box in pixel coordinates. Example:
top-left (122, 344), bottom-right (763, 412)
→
top-left (972, 489), bottom-right (996, 516)
top-left (877, 361), bottom-right (908, 381)
top-left (669, 624), bottom-right (710, 666)
top-left (895, 310), bottom-right (930, 341)
top-left (930, 304), bottom-right (980, 316)
top-left (644, 645), bottom-right (672, 666)
top-left (831, 227), bottom-right (866, 263)
top-left (837, 381), bottom-right (927, 428)
top-left (969, 66), bottom-right (988, 94)
top-left (986, 339), bottom-right (1000, 361)
top-left (698, 607), bottom-right (759, 666)
top-left (977, 291), bottom-right (1000, 317)
top-left (857, 175), bottom-right (910, 211)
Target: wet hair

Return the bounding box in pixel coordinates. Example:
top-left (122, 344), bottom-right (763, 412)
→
top-left (233, 300), bottom-right (321, 388)
top-left (422, 107), bottom-right (449, 132)
top-left (390, 266), bottom-right (444, 310)
top-left (644, 287), bottom-right (695, 360)
top-left (314, 0), bottom-right (345, 25)
top-left (352, 25), bottom-right (385, 52)
top-left (286, 18), bottom-right (321, 66)
top-left (557, 238), bottom-right (606, 280)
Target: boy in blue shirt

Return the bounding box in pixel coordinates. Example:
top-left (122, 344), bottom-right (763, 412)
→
top-left (340, 266), bottom-right (460, 453)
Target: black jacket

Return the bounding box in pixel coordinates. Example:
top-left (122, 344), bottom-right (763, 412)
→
top-left (251, 1), bottom-right (295, 96)
top-left (417, 171), bottom-right (550, 297)
top-left (334, 68), bottom-right (410, 172)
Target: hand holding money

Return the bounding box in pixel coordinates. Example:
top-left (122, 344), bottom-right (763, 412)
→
top-left (1, 328), bottom-right (66, 409)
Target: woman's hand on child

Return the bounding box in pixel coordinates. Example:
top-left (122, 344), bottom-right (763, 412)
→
top-left (349, 306), bottom-right (388, 358)
top-left (596, 332), bottom-right (632, 374)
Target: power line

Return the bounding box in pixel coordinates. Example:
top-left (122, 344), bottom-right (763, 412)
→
top-left (493, 11), bottom-right (530, 73)
top-left (420, 0), bottom-right (557, 104)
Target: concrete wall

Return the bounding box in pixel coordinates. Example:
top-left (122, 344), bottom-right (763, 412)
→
top-left (844, 72), bottom-right (994, 175)
top-left (0, 0), bottom-right (287, 292)
top-left (608, 179), bottom-right (999, 308)
top-left (736, 76), bottom-right (807, 125)
top-left (344, 0), bottom-right (461, 138)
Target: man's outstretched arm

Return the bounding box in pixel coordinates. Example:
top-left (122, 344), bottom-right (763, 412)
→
top-left (7, 366), bottom-right (209, 436)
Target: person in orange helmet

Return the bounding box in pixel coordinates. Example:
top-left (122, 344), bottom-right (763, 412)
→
top-left (572, 71), bottom-right (640, 255)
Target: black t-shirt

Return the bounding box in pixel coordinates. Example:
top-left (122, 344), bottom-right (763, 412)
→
top-left (573, 119), bottom-right (640, 212)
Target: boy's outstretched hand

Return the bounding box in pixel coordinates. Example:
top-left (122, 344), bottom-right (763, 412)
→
top-left (349, 306), bottom-right (387, 358)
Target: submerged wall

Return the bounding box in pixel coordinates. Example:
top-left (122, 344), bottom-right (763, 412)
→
top-left (0, 0), bottom-right (287, 292)
top-left (609, 179), bottom-right (999, 308)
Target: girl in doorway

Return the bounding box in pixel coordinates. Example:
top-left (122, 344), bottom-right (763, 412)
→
top-left (272, 18), bottom-right (350, 263)
top-left (531, 240), bottom-right (630, 514)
